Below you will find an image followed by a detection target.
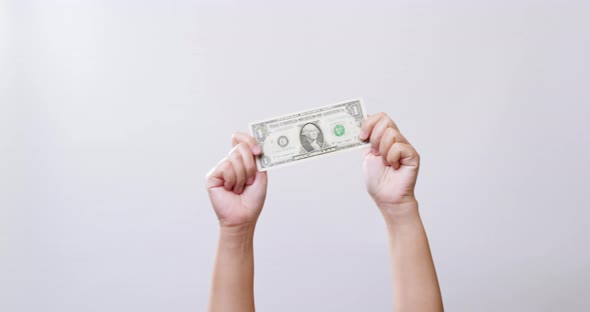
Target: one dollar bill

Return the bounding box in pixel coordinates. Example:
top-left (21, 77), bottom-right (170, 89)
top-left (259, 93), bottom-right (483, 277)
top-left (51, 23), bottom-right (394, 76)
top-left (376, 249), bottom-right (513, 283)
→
top-left (249, 99), bottom-right (369, 171)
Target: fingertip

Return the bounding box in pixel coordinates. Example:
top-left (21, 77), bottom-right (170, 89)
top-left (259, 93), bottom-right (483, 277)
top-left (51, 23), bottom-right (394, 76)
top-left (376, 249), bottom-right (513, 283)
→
top-left (381, 157), bottom-right (391, 166)
top-left (231, 133), bottom-right (239, 146)
top-left (359, 130), bottom-right (368, 141)
top-left (252, 145), bottom-right (261, 155)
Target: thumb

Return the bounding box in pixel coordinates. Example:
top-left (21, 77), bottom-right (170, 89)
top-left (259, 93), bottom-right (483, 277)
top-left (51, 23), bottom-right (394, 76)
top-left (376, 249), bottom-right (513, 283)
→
top-left (244, 171), bottom-right (268, 195)
top-left (362, 148), bottom-right (387, 180)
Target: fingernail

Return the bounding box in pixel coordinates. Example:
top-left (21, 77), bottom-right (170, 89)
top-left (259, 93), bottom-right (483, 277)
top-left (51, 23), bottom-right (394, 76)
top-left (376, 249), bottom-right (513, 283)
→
top-left (253, 146), bottom-right (261, 155)
top-left (371, 148), bottom-right (379, 155)
top-left (246, 177), bottom-right (254, 185)
top-left (360, 131), bottom-right (367, 140)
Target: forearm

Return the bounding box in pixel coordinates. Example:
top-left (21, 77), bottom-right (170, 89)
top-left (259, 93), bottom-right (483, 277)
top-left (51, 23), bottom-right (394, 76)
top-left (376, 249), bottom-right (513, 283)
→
top-left (382, 201), bottom-right (443, 312)
top-left (208, 225), bottom-right (256, 312)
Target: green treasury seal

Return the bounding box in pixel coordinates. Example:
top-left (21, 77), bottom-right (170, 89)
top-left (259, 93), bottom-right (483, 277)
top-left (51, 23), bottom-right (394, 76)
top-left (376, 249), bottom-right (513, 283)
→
top-left (333, 124), bottom-right (345, 137)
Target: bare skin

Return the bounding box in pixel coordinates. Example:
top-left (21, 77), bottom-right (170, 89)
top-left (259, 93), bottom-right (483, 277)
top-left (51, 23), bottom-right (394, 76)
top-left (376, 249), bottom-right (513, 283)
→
top-left (206, 113), bottom-right (443, 312)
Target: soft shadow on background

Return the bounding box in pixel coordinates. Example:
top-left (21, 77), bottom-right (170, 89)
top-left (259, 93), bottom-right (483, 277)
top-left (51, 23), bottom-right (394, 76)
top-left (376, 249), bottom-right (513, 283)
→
top-left (1, 1), bottom-right (589, 311)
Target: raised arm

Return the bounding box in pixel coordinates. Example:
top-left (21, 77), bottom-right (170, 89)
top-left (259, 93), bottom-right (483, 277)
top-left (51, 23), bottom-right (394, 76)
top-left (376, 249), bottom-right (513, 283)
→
top-left (206, 132), bottom-right (267, 312)
top-left (360, 113), bottom-right (443, 312)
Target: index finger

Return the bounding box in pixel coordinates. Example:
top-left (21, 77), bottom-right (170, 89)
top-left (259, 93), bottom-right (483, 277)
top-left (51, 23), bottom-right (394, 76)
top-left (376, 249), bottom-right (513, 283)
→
top-left (231, 131), bottom-right (261, 155)
top-left (360, 112), bottom-right (399, 141)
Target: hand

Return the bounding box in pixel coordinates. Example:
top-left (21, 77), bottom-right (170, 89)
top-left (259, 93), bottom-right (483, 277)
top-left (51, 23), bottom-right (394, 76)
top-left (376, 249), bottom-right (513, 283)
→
top-left (360, 113), bottom-right (420, 217)
top-left (206, 132), bottom-right (268, 228)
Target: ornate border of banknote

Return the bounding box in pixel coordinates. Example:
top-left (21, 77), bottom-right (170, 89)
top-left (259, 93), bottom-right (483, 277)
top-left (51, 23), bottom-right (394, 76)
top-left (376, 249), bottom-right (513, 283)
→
top-left (249, 99), bottom-right (369, 171)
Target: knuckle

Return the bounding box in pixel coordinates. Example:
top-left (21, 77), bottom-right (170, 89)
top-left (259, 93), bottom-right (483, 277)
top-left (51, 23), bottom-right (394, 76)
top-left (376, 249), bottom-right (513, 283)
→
top-left (246, 169), bottom-right (255, 177)
top-left (238, 144), bottom-right (253, 158)
top-left (232, 132), bottom-right (250, 145)
top-left (206, 164), bottom-right (218, 176)
top-left (219, 158), bottom-right (230, 169)
top-left (366, 114), bottom-right (378, 123)
top-left (238, 142), bottom-right (250, 151)
top-left (227, 170), bottom-right (236, 181)
top-left (224, 173), bottom-right (234, 183)
top-left (234, 143), bottom-right (245, 152)
top-left (229, 150), bottom-right (241, 161)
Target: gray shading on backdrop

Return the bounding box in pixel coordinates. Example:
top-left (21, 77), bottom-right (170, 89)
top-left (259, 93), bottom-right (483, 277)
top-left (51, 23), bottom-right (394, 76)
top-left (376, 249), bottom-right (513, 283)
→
top-left (1, 1), bottom-right (589, 311)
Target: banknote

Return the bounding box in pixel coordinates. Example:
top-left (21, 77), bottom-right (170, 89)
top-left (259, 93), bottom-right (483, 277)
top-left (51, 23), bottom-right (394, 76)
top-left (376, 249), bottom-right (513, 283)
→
top-left (249, 99), bottom-right (369, 171)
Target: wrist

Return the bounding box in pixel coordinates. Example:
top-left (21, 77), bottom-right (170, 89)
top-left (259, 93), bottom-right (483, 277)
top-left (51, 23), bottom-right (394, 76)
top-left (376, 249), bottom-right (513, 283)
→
top-left (218, 223), bottom-right (256, 249)
top-left (379, 199), bottom-right (421, 227)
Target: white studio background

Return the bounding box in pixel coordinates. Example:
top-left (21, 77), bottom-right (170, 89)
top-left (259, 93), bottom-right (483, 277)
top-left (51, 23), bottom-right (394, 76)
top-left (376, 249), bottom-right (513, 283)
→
top-left (2, 1), bottom-right (589, 311)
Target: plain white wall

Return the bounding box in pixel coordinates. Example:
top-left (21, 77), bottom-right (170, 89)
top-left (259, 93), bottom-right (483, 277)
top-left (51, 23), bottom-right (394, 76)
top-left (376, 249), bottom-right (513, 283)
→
top-left (2, 1), bottom-right (590, 311)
